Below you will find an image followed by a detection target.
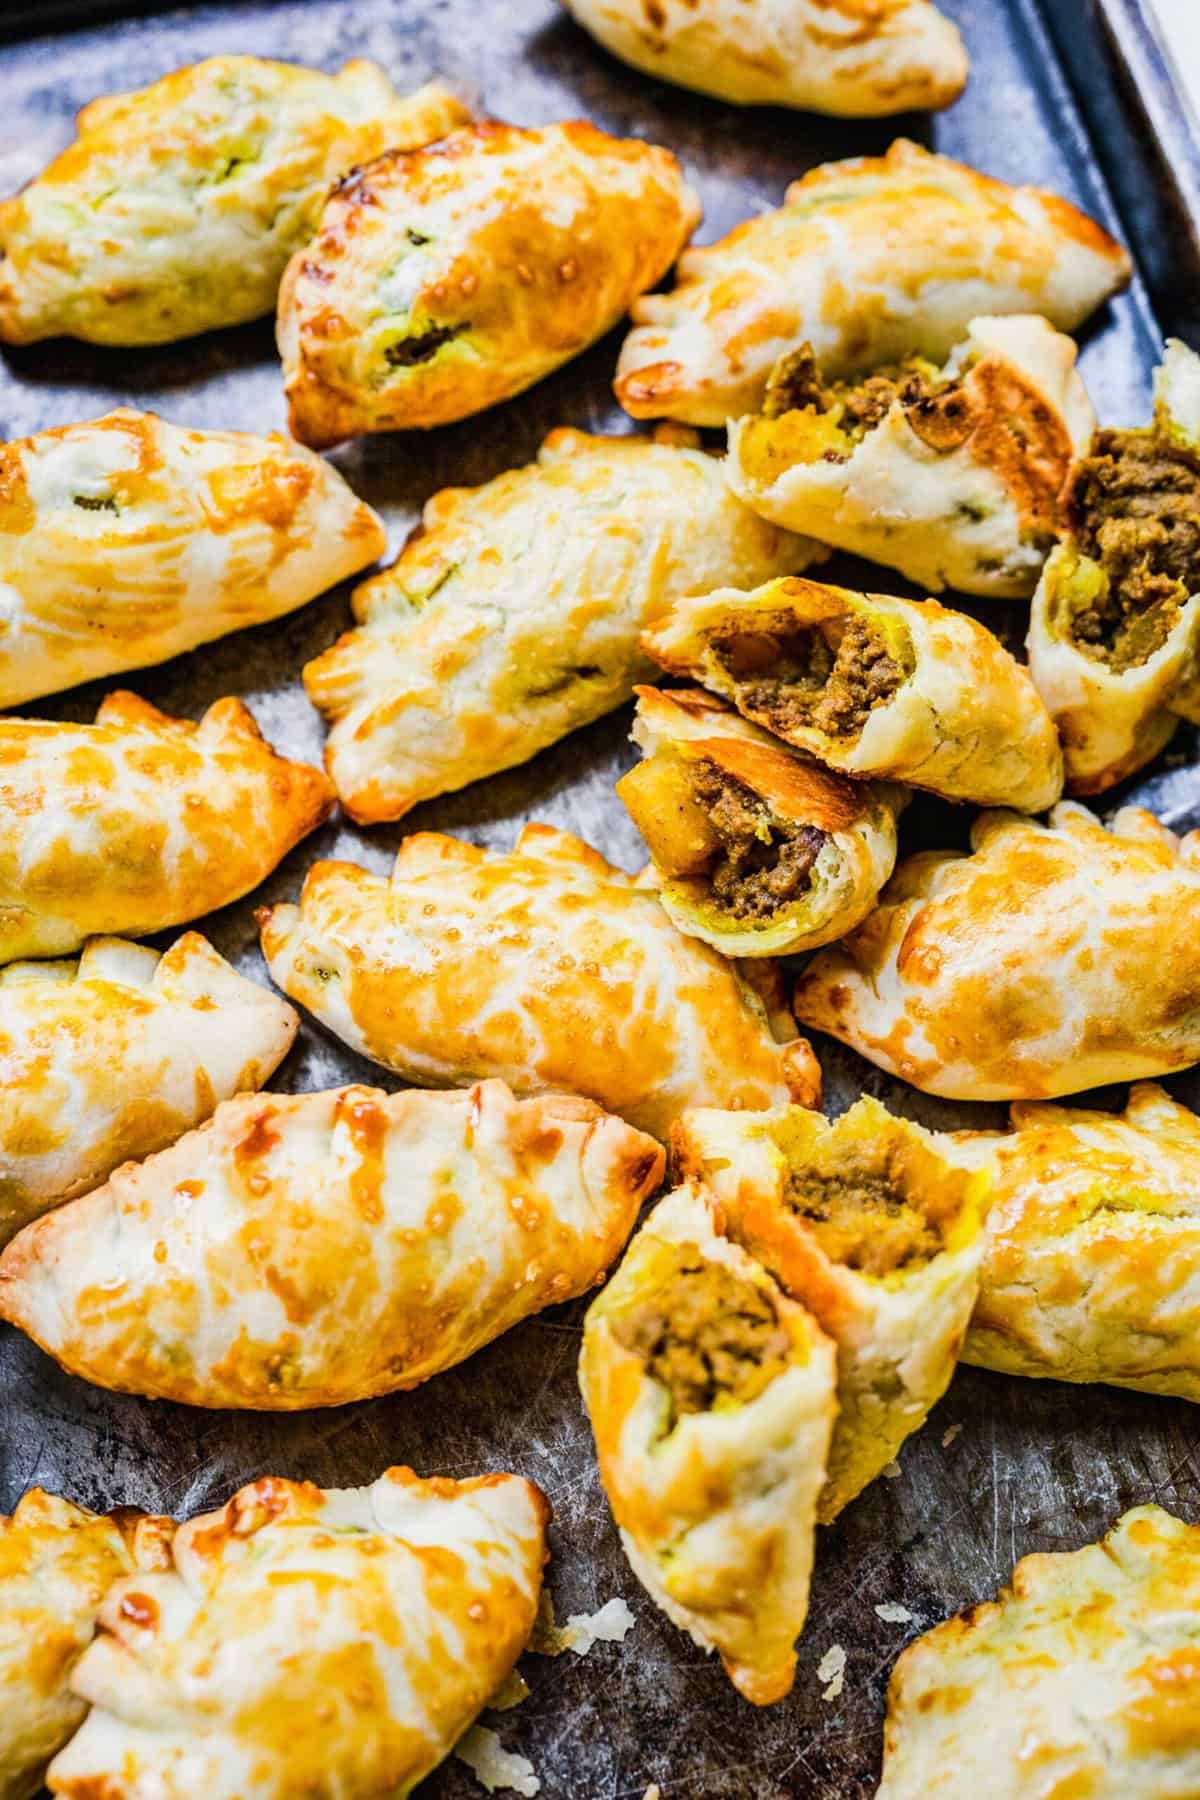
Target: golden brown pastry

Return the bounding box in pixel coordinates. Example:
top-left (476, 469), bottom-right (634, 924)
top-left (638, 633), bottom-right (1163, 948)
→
top-left (579, 1183), bottom-right (836, 1705)
top-left (259, 823), bottom-right (820, 1140)
top-left (672, 1096), bottom-right (990, 1520)
top-left (560, 0), bottom-right (968, 115)
top-left (616, 685), bottom-right (905, 956)
top-left (0, 408), bottom-right (385, 707)
top-left (794, 803), bottom-right (1200, 1100)
top-left (305, 426), bottom-right (817, 824)
top-left (0, 1080), bottom-right (663, 1409)
top-left (728, 316), bottom-right (1096, 598)
top-left (0, 933), bottom-right (296, 1249)
top-left (0, 57), bottom-right (469, 345)
top-left (46, 1468), bottom-right (549, 1799)
top-left (877, 1506), bottom-right (1200, 1798)
top-left (643, 575), bottom-right (1063, 811)
top-left (1027, 338), bottom-right (1200, 793)
top-left (278, 120), bottom-right (701, 444)
top-left (0, 693), bottom-right (332, 964)
top-left (0, 1489), bottom-right (172, 1800)
top-left (961, 1083), bottom-right (1200, 1401)
top-left (615, 139), bottom-right (1131, 426)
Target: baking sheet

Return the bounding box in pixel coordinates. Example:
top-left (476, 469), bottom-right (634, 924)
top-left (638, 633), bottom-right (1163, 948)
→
top-left (1, 1), bottom-right (1199, 1794)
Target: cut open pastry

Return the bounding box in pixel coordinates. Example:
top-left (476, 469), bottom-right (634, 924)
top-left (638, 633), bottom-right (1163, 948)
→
top-left (579, 1183), bottom-right (836, 1704)
top-left (673, 1096), bottom-right (990, 1520)
top-left (729, 316), bottom-right (1096, 597)
top-left (617, 685), bottom-right (905, 956)
top-left (1027, 338), bottom-right (1200, 792)
top-left (643, 575), bottom-right (1063, 811)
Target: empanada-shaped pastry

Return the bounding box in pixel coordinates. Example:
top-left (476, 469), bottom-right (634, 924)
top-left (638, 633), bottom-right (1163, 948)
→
top-left (616, 685), bottom-right (904, 956)
top-left (259, 824), bottom-right (821, 1140)
top-left (728, 316), bottom-right (1096, 598)
top-left (0, 693), bottom-right (332, 963)
top-left (0, 57), bottom-right (470, 346)
top-left (1, 1489), bottom-right (172, 1800)
top-left (579, 1183), bottom-right (836, 1705)
top-left (794, 803), bottom-right (1200, 1100)
top-left (878, 1505), bottom-right (1200, 1799)
top-left (643, 575), bottom-right (1062, 811)
top-left (560, 0), bottom-right (968, 115)
top-left (1027, 339), bottom-right (1200, 793)
top-left (278, 120), bottom-right (701, 445)
top-left (672, 1097), bottom-right (989, 1520)
top-left (615, 139), bottom-right (1131, 426)
top-left (961, 1083), bottom-right (1200, 1401)
top-left (0, 1080), bottom-right (663, 1408)
top-left (0, 409), bottom-right (385, 707)
top-left (305, 426), bottom-right (817, 824)
top-left (0, 933), bottom-right (296, 1249)
top-left (47, 1467), bottom-right (549, 1799)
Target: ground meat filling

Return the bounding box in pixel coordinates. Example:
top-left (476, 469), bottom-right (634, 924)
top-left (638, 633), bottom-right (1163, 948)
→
top-left (613, 1254), bottom-right (790, 1427)
top-left (712, 611), bottom-right (903, 740)
top-left (786, 1162), bottom-right (945, 1278)
top-left (762, 342), bottom-right (957, 460)
top-left (1067, 428), bottom-right (1200, 669)
top-left (688, 759), bottom-right (824, 922)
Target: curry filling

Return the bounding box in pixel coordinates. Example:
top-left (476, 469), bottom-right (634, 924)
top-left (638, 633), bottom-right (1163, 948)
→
top-left (785, 1150), bottom-right (951, 1279)
top-left (710, 609), bottom-right (903, 741)
top-left (1065, 426), bottom-right (1200, 670)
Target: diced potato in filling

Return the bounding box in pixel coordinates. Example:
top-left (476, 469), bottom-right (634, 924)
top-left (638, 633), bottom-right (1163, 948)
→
top-left (711, 610), bottom-right (903, 740)
top-left (782, 1136), bottom-right (973, 1279)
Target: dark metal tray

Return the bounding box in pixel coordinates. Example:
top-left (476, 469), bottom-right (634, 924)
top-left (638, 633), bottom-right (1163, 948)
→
top-left (2, 2), bottom-right (1199, 1795)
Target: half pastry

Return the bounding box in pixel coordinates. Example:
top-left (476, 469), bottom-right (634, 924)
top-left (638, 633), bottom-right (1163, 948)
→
top-left (0, 408), bottom-right (385, 708)
top-left (673, 1097), bottom-right (989, 1520)
top-left (305, 425), bottom-right (817, 824)
top-left (1, 1489), bottom-right (172, 1800)
top-left (0, 933), bottom-right (296, 1249)
top-left (560, 0), bottom-right (967, 115)
top-left (259, 824), bottom-right (821, 1140)
top-left (1027, 338), bottom-right (1200, 793)
top-left (878, 1505), bottom-right (1200, 1799)
top-left (728, 316), bottom-right (1096, 598)
top-left (47, 1468), bottom-right (549, 1800)
top-left (278, 120), bottom-right (700, 444)
top-left (616, 685), bottom-right (905, 956)
top-left (962, 1083), bottom-right (1200, 1401)
top-left (615, 139), bottom-right (1131, 426)
top-left (794, 803), bottom-right (1200, 1100)
top-left (0, 56), bottom-right (469, 345)
top-left (0, 693), bottom-right (332, 964)
top-left (579, 1183), bottom-right (836, 1705)
top-left (643, 575), bottom-right (1063, 811)
top-left (0, 1080), bottom-right (663, 1409)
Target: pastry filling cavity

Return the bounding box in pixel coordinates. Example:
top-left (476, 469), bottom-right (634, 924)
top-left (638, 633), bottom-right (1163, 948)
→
top-left (711, 609), bottom-right (903, 741)
top-left (688, 760), bottom-right (824, 922)
top-left (785, 1155), bottom-right (949, 1278)
top-left (613, 1249), bottom-right (790, 1429)
top-left (1066, 426), bottom-right (1200, 670)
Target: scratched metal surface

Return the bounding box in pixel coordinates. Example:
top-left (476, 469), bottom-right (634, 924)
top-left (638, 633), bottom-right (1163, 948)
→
top-left (1, 1), bottom-right (1199, 1794)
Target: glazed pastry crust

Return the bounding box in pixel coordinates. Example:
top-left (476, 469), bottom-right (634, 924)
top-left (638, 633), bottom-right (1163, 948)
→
top-left (0, 933), bottom-right (296, 1248)
top-left (615, 138), bottom-right (1131, 426)
top-left (0, 1080), bottom-right (663, 1409)
top-left (0, 57), bottom-right (470, 346)
top-left (305, 426), bottom-right (817, 824)
top-left (278, 120), bottom-right (701, 444)
top-left (728, 316), bottom-right (1096, 598)
top-left (560, 0), bottom-right (968, 115)
top-left (0, 408), bottom-right (385, 708)
top-left (962, 1083), bottom-right (1200, 1401)
top-left (643, 575), bottom-right (1063, 811)
top-left (794, 803), bottom-right (1200, 1100)
top-left (579, 1183), bottom-right (837, 1704)
top-left (0, 1490), bottom-right (172, 1800)
top-left (618, 685), bottom-right (903, 956)
top-left (0, 692), bottom-right (332, 964)
top-left (878, 1505), bottom-right (1200, 1799)
top-left (46, 1469), bottom-right (550, 1800)
top-left (259, 823), bottom-right (821, 1141)
top-left (672, 1096), bottom-right (990, 1520)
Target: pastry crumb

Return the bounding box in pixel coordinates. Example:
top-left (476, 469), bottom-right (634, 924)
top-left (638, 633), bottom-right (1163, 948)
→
top-left (882, 1459), bottom-right (902, 1479)
top-left (643, 1787), bottom-right (662, 1800)
top-left (817, 1642), bottom-right (846, 1701)
top-left (489, 1669), bottom-right (531, 1711)
top-left (941, 1423), bottom-right (963, 1448)
top-left (455, 1725), bottom-right (540, 1796)
top-left (532, 1591), bottom-right (636, 1657)
top-left (874, 1602), bottom-right (914, 1624)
